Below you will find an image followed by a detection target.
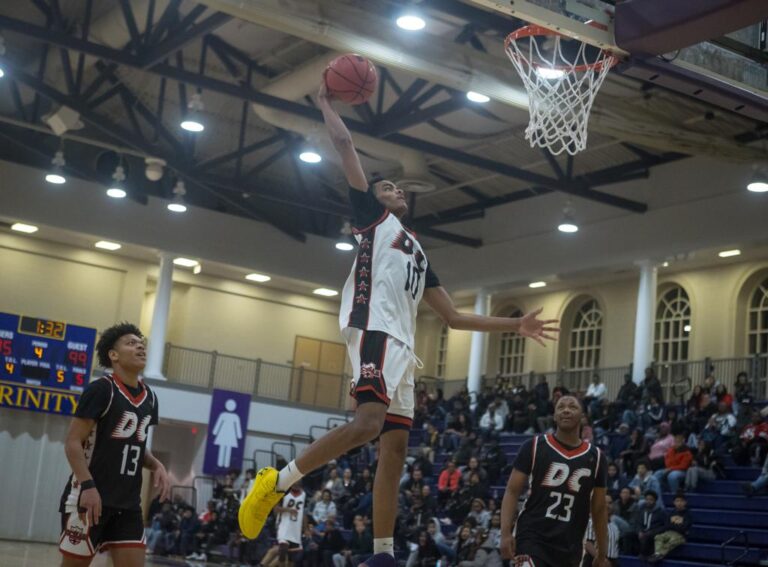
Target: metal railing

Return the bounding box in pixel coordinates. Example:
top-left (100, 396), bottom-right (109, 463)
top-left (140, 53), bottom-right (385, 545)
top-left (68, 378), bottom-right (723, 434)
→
top-left (192, 475), bottom-right (215, 513)
top-left (163, 343), bottom-right (351, 411)
top-left (162, 342), bottom-right (768, 411)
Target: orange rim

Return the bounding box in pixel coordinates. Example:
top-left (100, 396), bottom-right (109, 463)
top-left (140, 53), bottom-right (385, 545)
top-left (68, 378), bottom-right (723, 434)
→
top-left (504, 25), bottom-right (619, 74)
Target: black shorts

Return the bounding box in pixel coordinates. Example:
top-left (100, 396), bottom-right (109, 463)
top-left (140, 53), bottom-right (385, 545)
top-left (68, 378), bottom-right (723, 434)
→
top-left (59, 507), bottom-right (145, 558)
top-left (515, 541), bottom-right (582, 567)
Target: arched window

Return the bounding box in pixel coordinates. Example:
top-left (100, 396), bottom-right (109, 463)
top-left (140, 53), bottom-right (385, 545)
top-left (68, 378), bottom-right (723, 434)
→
top-left (499, 309), bottom-right (525, 375)
top-left (436, 324), bottom-right (449, 378)
top-left (654, 286), bottom-right (691, 363)
top-left (748, 277), bottom-right (768, 355)
top-left (568, 299), bottom-right (602, 369)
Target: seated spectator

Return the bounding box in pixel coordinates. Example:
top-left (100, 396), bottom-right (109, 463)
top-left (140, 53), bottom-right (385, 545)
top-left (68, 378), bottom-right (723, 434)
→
top-left (742, 454), bottom-right (768, 496)
top-left (648, 423), bottom-right (674, 467)
top-left (629, 462), bottom-right (662, 509)
top-left (605, 462), bottom-right (629, 499)
top-left (313, 489), bottom-right (337, 523)
top-left (422, 423), bottom-right (441, 463)
top-left (685, 385), bottom-right (703, 414)
top-left (640, 368), bottom-right (663, 405)
top-left (685, 439), bottom-right (721, 492)
top-left (552, 379), bottom-right (569, 398)
top-left (402, 467), bottom-right (426, 496)
top-left (437, 460), bottom-right (462, 504)
top-left (459, 528), bottom-right (502, 567)
top-left (620, 428), bottom-right (648, 476)
top-left (702, 401), bottom-right (737, 451)
top-left (411, 529), bottom-right (442, 567)
top-left (462, 457), bottom-right (488, 485)
top-left (648, 494), bottom-right (691, 564)
top-left (714, 383), bottom-right (733, 411)
top-left (580, 415), bottom-right (594, 443)
top-left (583, 374), bottom-right (607, 417)
top-left (615, 374), bottom-right (640, 412)
top-left (189, 510), bottom-right (229, 562)
top-left (509, 394), bottom-right (531, 433)
top-left (643, 397), bottom-right (665, 431)
top-left (702, 373), bottom-right (718, 396)
top-left (533, 375), bottom-right (550, 404)
top-left (685, 392), bottom-right (717, 434)
top-left (733, 409), bottom-right (768, 466)
top-left (427, 518), bottom-right (454, 560)
top-left (733, 372), bottom-right (753, 415)
top-left (493, 395), bottom-right (510, 423)
top-left (479, 440), bottom-right (507, 483)
top-left (612, 487), bottom-right (636, 535)
top-left (453, 525), bottom-right (475, 563)
top-left (479, 404), bottom-right (504, 438)
top-left (607, 423), bottom-right (632, 462)
top-left (583, 494), bottom-right (620, 567)
top-left (320, 514), bottom-right (346, 567)
top-left (653, 433), bottom-right (693, 494)
top-left (421, 485), bottom-right (437, 517)
top-left (146, 501), bottom-right (178, 555)
top-left (333, 516), bottom-right (372, 567)
top-left (467, 498), bottom-right (491, 529)
top-left (627, 491), bottom-right (666, 558)
top-left (444, 413), bottom-right (471, 451)
top-left (178, 506), bottom-right (200, 559)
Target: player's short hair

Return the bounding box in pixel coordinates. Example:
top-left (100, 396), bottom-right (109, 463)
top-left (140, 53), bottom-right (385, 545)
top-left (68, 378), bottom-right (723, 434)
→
top-left (96, 322), bottom-right (144, 368)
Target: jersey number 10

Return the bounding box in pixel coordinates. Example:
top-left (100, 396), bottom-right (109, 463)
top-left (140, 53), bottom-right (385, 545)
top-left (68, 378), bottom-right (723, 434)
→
top-left (404, 261), bottom-right (422, 300)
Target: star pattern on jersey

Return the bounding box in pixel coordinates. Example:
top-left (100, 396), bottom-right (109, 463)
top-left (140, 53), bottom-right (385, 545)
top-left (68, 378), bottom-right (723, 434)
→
top-left (359, 252), bottom-right (370, 263)
top-left (357, 281), bottom-right (369, 292)
top-left (358, 266), bottom-right (369, 278)
top-left (355, 293), bottom-right (368, 304)
top-left (359, 238), bottom-right (371, 250)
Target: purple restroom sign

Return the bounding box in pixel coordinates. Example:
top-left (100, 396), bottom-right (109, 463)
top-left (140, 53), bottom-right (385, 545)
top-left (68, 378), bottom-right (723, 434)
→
top-left (203, 389), bottom-right (251, 475)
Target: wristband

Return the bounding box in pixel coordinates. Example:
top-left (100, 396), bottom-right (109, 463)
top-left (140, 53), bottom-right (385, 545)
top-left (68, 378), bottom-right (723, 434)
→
top-left (80, 479), bottom-right (96, 491)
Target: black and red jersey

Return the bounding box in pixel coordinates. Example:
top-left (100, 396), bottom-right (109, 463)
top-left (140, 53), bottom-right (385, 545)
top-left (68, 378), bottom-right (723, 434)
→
top-left (513, 434), bottom-right (607, 564)
top-left (60, 374), bottom-right (158, 512)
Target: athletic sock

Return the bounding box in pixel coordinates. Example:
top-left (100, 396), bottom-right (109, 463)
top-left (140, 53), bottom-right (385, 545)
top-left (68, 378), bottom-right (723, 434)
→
top-left (373, 537), bottom-right (395, 557)
top-left (276, 460), bottom-right (304, 492)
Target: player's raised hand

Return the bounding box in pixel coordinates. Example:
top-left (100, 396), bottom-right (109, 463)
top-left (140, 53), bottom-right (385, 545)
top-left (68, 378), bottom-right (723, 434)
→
top-left (500, 533), bottom-right (516, 560)
top-left (79, 486), bottom-right (102, 526)
top-left (318, 76), bottom-right (333, 103)
top-left (518, 307), bottom-right (560, 346)
top-left (153, 462), bottom-right (172, 502)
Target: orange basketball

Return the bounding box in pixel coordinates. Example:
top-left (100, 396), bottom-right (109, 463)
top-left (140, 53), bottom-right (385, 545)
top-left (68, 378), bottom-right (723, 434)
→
top-left (324, 54), bottom-right (378, 105)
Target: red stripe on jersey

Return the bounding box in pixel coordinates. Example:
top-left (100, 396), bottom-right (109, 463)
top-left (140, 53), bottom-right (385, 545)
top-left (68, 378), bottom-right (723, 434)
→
top-left (352, 210), bottom-right (389, 234)
top-left (545, 434), bottom-right (590, 459)
top-left (353, 385), bottom-right (391, 404)
top-left (110, 374), bottom-right (147, 407)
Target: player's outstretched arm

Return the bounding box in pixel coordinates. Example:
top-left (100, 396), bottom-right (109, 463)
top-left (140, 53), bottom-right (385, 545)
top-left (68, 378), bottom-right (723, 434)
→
top-left (424, 286), bottom-right (560, 346)
top-left (500, 468), bottom-right (528, 560)
top-left (64, 417), bottom-right (102, 525)
top-left (590, 486), bottom-right (610, 567)
top-left (317, 81), bottom-right (367, 192)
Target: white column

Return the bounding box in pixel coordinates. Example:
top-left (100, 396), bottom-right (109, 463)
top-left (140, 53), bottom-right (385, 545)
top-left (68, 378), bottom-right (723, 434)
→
top-left (467, 289), bottom-right (491, 408)
top-left (632, 260), bottom-right (657, 385)
top-left (144, 253), bottom-right (174, 380)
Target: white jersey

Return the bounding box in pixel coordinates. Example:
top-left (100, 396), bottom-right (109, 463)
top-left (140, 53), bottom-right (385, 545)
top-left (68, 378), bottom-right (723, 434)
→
top-left (340, 189), bottom-right (439, 349)
top-left (276, 490), bottom-right (306, 546)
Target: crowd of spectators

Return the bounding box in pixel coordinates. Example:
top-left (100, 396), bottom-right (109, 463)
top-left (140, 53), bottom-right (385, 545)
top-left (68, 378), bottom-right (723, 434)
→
top-left (144, 368), bottom-right (767, 566)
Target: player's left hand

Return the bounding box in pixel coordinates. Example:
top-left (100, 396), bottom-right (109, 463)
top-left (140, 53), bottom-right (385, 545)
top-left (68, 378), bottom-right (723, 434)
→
top-left (592, 555), bottom-right (610, 567)
top-left (153, 462), bottom-right (171, 502)
top-left (518, 307), bottom-right (560, 346)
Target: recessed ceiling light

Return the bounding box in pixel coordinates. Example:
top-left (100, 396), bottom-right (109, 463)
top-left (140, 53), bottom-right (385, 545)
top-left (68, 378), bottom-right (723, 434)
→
top-left (747, 181), bottom-right (768, 193)
top-left (173, 257), bottom-right (199, 267)
top-left (466, 91), bottom-right (490, 103)
top-left (11, 222), bottom-right (38, 234)
top-left (245, 273), bottom-right (271, 283)
top-left (299, 151), bottom-right (322, 164)
top-left (94, 240), bottom-right (121, 251)
top-left (662, 261), bottom-right (669, 267)
top-left (106, 187), bottom-right (127, 199)
top-left (46, 173), bottom-right (66, 185)
top-left (167, 202), bottom-right (187, 213)
top-left (718, 249), bottom-right (741, 258)
top-left (528, 281), bottom-right (547, 288)
top-left (336, 242), bottom-right (354, 251)
top-left (396, 15), bottom-right (425, 31)
top-left (558, 222), bottom-right (579, 233)
top-left (313, 288), bottom-right (338, 297)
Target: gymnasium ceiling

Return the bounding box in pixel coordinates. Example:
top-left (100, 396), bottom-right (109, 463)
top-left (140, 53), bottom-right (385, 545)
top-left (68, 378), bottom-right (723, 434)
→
top-left (0, 0), bottom-right (767, 293)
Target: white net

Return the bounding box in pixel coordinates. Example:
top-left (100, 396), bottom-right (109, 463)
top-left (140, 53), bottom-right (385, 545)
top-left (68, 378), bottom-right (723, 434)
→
top-left (504, 26), bottom-right (617, 156)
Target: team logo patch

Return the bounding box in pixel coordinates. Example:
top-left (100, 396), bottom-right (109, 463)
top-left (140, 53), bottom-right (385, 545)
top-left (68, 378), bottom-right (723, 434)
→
top-left (65, 524), bottom-right (87, 546)
top-left (391, 230), bottom-right (415, 255)
top-left (360, 363), bottom-right (382, 380)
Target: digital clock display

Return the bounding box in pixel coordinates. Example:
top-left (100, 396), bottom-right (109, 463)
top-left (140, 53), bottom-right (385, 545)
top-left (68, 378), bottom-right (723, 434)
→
top-left (0, 311), bottom-right (96, 392)
top-left (18, 316), bottom-right (67, 340)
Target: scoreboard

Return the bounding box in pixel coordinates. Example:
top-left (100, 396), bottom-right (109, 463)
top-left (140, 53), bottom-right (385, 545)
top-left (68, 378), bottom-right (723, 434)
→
top-left (0, 311), bottom-right (96, 415)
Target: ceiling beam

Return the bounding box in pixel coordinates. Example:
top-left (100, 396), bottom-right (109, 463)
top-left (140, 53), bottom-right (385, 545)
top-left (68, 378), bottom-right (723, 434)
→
top-left (0, 14), bottom-right (648, 213)
top-left (0, 59), bottom-right (306, 242)
top-left (139, 11), bottom-right (232, 68)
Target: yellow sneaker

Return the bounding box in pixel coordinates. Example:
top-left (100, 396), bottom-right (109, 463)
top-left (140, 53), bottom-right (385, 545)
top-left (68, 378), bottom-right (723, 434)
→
top-left (238, 467), bottom-right (285, 539)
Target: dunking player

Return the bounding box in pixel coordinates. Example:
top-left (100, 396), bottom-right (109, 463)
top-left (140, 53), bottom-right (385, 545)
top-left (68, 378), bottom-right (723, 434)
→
top-left (500, 395), bottom-right (609, 567)
top-left (239, 81), bottom-right (560, 566)
top-left (59, 323), bottom-right (170, 566)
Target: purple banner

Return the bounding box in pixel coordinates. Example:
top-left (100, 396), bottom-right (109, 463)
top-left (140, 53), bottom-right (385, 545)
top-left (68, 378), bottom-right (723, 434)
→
top-left (203, 389), bottom-right (251, 475)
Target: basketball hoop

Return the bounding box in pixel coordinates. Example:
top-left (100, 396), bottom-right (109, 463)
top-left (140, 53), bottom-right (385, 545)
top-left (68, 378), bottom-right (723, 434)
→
top-left (504, 25), bottom-right (619, 156)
